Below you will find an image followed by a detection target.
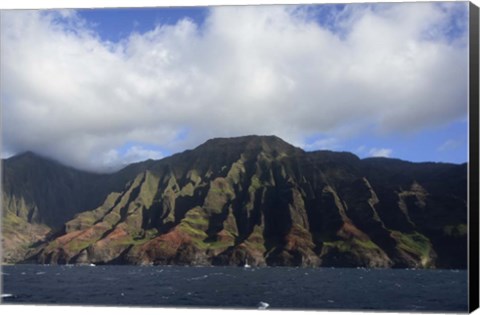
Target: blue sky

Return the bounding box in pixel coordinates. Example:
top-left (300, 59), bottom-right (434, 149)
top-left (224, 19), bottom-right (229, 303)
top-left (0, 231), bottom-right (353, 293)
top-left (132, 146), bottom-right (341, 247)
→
top-left (78, 7), bottom-right (208, 42)
top-left (78, 4), bottom-right (470, 164)
top-left (1, 3), bottom-right (469, 171)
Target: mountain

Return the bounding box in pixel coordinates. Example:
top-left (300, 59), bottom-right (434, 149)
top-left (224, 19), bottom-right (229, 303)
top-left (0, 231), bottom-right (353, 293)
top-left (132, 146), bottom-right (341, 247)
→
top-left (1, 151), bottom-right (151, 262)
top-left (1, 136), bottom-right (467, 268)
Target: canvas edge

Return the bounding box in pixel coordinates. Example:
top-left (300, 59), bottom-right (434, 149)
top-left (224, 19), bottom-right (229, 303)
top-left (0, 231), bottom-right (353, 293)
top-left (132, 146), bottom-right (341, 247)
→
top-left (469, 1), bottom-right (480, 313)
top-left (0, 2), bottom-right (476, 315)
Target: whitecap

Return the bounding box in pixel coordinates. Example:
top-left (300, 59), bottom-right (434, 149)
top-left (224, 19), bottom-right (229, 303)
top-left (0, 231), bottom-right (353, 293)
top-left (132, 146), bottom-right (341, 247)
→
top-left (327, 300), bottom-right (335, 303)
top-left (36, 271), bottom-right (46, 275)
top-left (1, 294), bottom-right (14, 298)
top-left (189, 275), bottom-right (208, 281)
top-left (258, 301), bottom-right (269, 309)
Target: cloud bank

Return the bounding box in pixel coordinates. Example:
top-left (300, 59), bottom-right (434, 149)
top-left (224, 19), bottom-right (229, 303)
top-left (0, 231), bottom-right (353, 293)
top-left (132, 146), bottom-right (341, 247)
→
top-left (369, 148), bottom-right (393, 158)
top-left (0, 3), bottom-right (468, 171)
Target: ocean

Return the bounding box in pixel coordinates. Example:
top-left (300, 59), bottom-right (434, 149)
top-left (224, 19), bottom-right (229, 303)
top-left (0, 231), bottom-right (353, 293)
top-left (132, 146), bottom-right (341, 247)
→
top-left (1, 265), bottom-right (468, 312)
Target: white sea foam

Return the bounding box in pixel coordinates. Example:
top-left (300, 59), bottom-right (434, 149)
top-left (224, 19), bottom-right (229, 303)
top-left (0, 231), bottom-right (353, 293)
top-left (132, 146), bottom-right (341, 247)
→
top-left (189, 275), bottom-right (208, 281)
top-left (258, 301), bottom-right (269, 309)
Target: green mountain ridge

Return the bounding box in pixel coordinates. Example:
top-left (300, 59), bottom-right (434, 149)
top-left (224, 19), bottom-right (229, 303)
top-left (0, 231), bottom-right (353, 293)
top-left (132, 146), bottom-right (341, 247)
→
top-left (1, 135), bottom-right (467, 268)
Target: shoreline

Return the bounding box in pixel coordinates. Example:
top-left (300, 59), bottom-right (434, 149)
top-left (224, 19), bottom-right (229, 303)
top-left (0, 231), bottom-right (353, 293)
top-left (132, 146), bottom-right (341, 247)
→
top-left (1, 263), bottom-right (468, 271)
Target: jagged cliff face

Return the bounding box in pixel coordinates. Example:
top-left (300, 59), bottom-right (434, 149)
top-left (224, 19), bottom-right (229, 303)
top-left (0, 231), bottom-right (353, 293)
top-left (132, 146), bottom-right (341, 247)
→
top-left (1, 136), bottom-right (467, 268)
top-left (1, 151), bottom-right (152, 262)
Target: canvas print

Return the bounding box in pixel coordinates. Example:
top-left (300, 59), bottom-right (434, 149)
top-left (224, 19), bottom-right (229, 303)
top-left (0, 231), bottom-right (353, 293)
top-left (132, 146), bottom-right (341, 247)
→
top-left (0, 1), bottom-right (477, 312)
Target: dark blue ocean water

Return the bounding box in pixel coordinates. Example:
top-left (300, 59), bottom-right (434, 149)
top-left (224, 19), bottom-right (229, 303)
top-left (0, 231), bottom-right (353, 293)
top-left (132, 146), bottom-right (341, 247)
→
top-left (1, 265), bottom-right (468, 312)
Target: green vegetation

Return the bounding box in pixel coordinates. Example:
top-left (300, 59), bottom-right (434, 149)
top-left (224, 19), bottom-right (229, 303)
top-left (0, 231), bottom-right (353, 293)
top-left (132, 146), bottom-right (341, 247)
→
top-left (208, 178), bottom-right (235, 196)
top-left (248, 175), bottom-right (262, 193)
top-left (226, 159), bottom-right (245, 184)
top-left (353, 239), bottom-right (379, 250)
top-left (176, 207), bottom-right (239, 251)
top-left (145, 228), bottom-right (159, 238)
top-left (2, 212), bottom-right (29, 229)
top-left (64, 239), bottom-right (94, 252)
top-left (66, 212), bottom-right (98, 232)
top-left (203, 179), bottom-right (234, 213)
top-left (179, 223), bottom-right (208, 239)
top-left (323, 240), bottom-right (351, 253)
top-left (201, 240), bottom-right (232, 250)
top-left (108, 236), bottom-right (151, 247)
top-left (44, 239), bottom-right (60, 252)
top-left (181, 207), bottom-right (209, 230)
top-left (187, 169), bottom-right (201, 185)
top-left (243, 226), bottom-right (266, 251)
top-left (177, 207), bottom-right (210, 246)
top-left (2, 213), bottom-right (50, 263)
top-left (137, 171), bottom-right (160, 209)
top-left (103, 211), bottom-right (121, 227)
top-left (391, 231), bottom-right (433, 267)
top-left (221, 209), bottom-right (239, 237)
top-left (180, 183), bottom-right (195, 196)
top-left (323, 238), bottom-right (380, 253)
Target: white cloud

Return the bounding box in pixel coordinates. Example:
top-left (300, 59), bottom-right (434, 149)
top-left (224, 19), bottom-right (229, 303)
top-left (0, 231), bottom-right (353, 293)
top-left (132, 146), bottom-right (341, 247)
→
top-left (0, 3), bottom-right (468, 171)
top-left (303, 137), bottom-right (340, 151)
top-left (369, 148), bottom-right (393, 158)
top-left (355, 145), bottom-right (367, 154)
top-left (123, 146), bottom-right (164, 163)
top-left (1, 149), bottom-right (14, 159)
top-left (437, 139), bottom-right (461, 152)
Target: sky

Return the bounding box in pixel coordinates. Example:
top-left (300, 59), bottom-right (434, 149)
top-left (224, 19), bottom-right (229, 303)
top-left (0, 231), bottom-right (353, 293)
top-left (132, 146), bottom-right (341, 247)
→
top-left (0, 2), bottom-right (470, 172)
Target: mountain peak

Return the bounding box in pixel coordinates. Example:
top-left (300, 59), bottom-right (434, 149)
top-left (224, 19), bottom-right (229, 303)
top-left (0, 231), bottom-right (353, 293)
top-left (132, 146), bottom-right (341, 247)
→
top-left (197, 135), bottom-right (301, 156)
top-left (4, 151), bottom-right (83, 174)
top-left (6, 150), bottom-right (45, 162)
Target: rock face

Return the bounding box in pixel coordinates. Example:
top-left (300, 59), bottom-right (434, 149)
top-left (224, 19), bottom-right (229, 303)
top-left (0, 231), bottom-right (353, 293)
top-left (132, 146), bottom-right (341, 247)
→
top-left (2, 136), bottom-right (467, 268)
